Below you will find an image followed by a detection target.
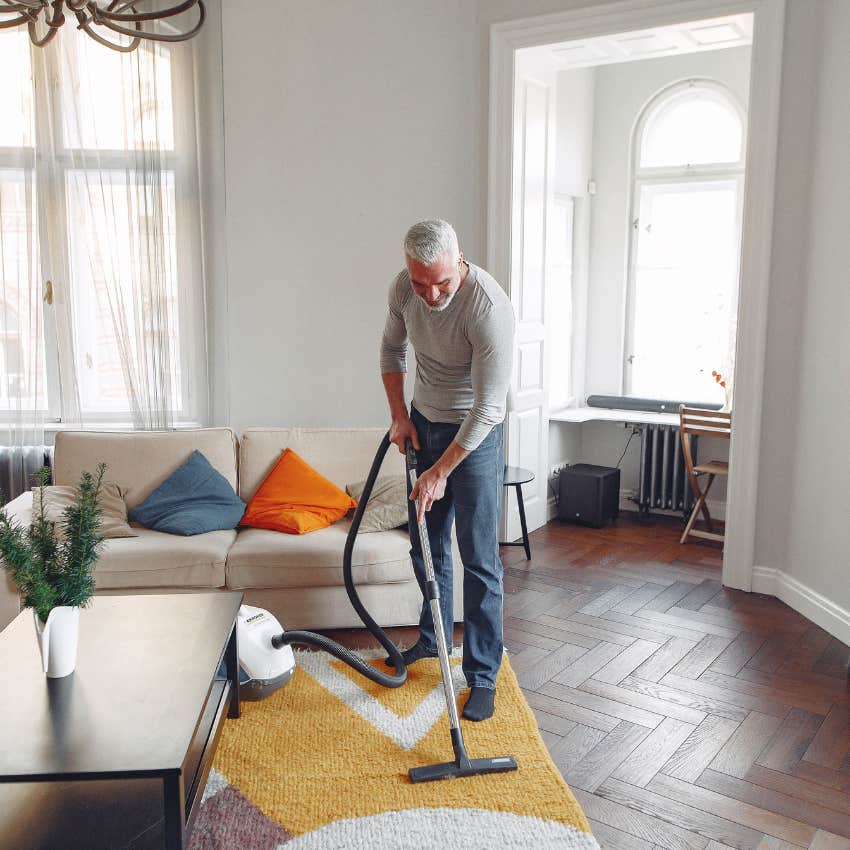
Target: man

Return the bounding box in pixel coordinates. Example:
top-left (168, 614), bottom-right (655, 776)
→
top-left (380, 219), bottom-right (515, 721)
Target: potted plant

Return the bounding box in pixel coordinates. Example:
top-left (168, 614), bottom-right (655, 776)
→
top-left (711, 370), bottom-right (733, 412)
top-left (0, 464), bottom-right (106, 677)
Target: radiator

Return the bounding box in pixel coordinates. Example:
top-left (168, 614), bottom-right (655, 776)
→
top-left (0, 445), bottom-right (53, 505)
top-left (637, 425), bottom-right (696, 515)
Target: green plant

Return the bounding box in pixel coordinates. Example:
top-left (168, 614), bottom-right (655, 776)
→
top-left (0, 464), bottom-right (106, 623)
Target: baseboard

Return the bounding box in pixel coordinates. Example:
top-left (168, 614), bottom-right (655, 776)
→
top-left (752, 566), bottom-right (850, 648)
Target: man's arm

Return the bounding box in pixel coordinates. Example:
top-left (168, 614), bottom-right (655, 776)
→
top-left (382, 372), bottom-right (420, 454)
top-left (380, 275), bottom-right (421, 455)
top-left (455, 299), bottom-right (515, 452)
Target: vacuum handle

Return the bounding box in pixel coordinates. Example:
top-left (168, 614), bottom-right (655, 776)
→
top-left (404, 437), bottom-right (417, 471)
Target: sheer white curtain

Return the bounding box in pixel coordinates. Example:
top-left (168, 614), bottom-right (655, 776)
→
top-left (33, 26), bottom-right (207, 430)
top-left (0, 24), bottom-right (207, 499)
top-left (0, 29), bottom-right (48, 503)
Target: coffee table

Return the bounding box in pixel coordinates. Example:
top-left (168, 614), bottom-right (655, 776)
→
top-left (0, 592), bottom-right (242, 850)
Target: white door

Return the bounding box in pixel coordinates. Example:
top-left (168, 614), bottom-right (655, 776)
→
top-left (502, 49), bottom-right (557, 544)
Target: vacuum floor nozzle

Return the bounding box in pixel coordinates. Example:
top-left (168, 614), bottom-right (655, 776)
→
top-left (409, 755), bottom-right (518, 783)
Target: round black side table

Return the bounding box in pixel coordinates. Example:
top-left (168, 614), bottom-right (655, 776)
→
top-left (500, 466), bottom-right (535, 560)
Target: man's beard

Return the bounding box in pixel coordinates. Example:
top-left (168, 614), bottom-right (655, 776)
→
top-left (421, 289), bottom-right (457, 313)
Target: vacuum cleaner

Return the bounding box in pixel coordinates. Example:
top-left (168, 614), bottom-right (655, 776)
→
top-left (235, 605), bottom-right (295, 701)
top-left (265, 432), bottom-right (518, 783)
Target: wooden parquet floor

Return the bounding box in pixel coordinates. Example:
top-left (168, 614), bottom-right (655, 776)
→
top-left (323, 512), bottom-right (850, 850)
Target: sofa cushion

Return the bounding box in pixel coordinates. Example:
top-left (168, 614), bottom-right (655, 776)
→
top-left (94, 528), bottom-right (234, 589)
top-left (225, 520), bottom-right (413, 590)
top-left (241, 449), bottom-right (356, 535)
top-left (128, 450), bottom-right (246, 536)
top-left (3, 492), bottom-right (230, 589)
top-left (53, 428), bottom-right (238, 510)
top-left (238, 428), bottom-right (406, 502)
top-left (345, 475), bottom-right (408, 533)
top-left (38, 482), bottom-right (137, 538)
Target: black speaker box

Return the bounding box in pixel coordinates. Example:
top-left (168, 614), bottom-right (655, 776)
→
top-left (558, 464), bottom-right (620, 528)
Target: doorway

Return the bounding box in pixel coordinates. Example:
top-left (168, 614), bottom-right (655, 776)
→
top-left (491, 0), bottom-right (785, 592)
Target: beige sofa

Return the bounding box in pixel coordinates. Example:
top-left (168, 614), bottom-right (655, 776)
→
top-left (0, 427), bottom-right (463, 632)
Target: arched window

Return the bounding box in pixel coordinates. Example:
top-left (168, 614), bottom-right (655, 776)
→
top-left (624, 79), bottom-right (745, 404)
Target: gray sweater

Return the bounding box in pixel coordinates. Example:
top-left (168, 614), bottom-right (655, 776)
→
top-left (380, 263), bottom-right (515, 451)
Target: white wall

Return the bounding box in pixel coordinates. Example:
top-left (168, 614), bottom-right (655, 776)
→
top-left (210, 0), bottom-right (850, 631)
top-left (545, 64), bottom-right (595, 490)
top-left (219, 0), bottom-right (482, 432)
top-left (771, 0), bottom-right (850, 615)
top-left (547, 66), bottom-right (592, 498)
top-left (754, 0), bottom-right (819, 581)
top-left (213, 0), bottom-right (647, 433)
top-left (554, 69), bottom-right (596, 199)
top-left (194, 0), bottom-right (229, 427)
top-left (552, 68), bottom-right (595, 412)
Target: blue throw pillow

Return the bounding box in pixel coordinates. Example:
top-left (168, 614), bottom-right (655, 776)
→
top-left (129, 450), bottom-right (246, 536)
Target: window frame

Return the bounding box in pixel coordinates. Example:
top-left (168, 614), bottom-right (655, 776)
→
top-left (0, 32), bottom-right (204, 425)
top-left (622, 78), bottom-right (746, 400)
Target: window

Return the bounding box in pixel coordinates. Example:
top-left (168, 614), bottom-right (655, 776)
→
top-left (0, 28), bottom-right (203, 424)
top-left (624, 80), bottom-right (745, 402)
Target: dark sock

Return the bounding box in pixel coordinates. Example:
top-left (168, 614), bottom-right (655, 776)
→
top-left (385, 642), bottom-right (437, 668)
top-left (462, 686), bottom-right (496, 721)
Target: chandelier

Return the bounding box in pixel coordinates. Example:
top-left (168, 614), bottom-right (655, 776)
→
top-left (0, 1), bottom-right (205, 51)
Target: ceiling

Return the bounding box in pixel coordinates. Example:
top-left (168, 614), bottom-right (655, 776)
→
top-left (547, 14), bottom-right (753, 70)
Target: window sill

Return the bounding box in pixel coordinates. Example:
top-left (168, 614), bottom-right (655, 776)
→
top-left (46, 421), bottom-right (205, 432)
top-left (549, 406), bottom-right (679, 426)
top-left (1, 421), bottom-right (205, 433)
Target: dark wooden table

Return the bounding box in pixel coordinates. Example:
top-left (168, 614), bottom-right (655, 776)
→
top-left (0, 592), bottom-right (242, 850)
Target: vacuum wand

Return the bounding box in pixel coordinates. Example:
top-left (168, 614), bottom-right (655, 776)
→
top-left (404, 439), bottom-right (518, 783)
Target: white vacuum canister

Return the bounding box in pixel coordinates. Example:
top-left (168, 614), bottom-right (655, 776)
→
top-left (236, 604), bottom-right (296, 701)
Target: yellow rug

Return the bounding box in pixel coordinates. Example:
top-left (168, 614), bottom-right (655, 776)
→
top-left (190, 649), bottom-right (599, 849)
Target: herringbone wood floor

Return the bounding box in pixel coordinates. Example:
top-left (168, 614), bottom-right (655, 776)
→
top-left (324, 513), bottom-right (850, 850)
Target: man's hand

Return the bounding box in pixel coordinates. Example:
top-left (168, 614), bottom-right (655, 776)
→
top-left (410, 464), bottom-right (448, 524)
top-left (389, 416), bottom-right (420, 455)
top-left (410, 440), bottom-right (469, 523)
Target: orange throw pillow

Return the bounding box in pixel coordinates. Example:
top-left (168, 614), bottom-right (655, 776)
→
top-left (241, 449), bottom-right (357, 534)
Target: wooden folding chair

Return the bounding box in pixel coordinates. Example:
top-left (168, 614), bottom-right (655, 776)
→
top-left (679, 405), bottom-right (732, 545)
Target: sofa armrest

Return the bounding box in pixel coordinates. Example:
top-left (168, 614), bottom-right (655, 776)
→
top-left (0, 572), bottom-right (20, 631)
top-left (0, 492), bottom-right (30, 630)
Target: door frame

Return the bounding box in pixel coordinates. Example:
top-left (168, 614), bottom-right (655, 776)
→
top-left (487, 0), bottom-right (785, 592)
top-left (502, 47), bottom-right (559, 545)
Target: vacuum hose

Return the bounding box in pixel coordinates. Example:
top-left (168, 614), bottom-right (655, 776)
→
top-left (271, 432), bottom-right (408, 687)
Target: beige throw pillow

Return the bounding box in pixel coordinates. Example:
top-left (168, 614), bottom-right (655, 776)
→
top-left (33, 483), bottom-right (138, 539)
top-left (345, 475), bottom-right (408, 533)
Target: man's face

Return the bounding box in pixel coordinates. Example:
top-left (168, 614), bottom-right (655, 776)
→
top-left (407, 252), bottom-right (464, 313)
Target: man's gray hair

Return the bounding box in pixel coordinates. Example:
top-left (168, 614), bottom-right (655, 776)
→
top-left (404, 219), bottom-right (460, 266)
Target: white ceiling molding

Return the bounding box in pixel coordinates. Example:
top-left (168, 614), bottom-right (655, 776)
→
top-left (547, 13), bottom-right (753, 69)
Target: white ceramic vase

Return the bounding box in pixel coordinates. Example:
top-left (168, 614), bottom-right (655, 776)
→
top-left (33, 606), bottom-right (80, 678)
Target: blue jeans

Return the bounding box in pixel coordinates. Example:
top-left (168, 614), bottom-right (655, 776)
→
top-left (407, 406), bottom-right (505, 689)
